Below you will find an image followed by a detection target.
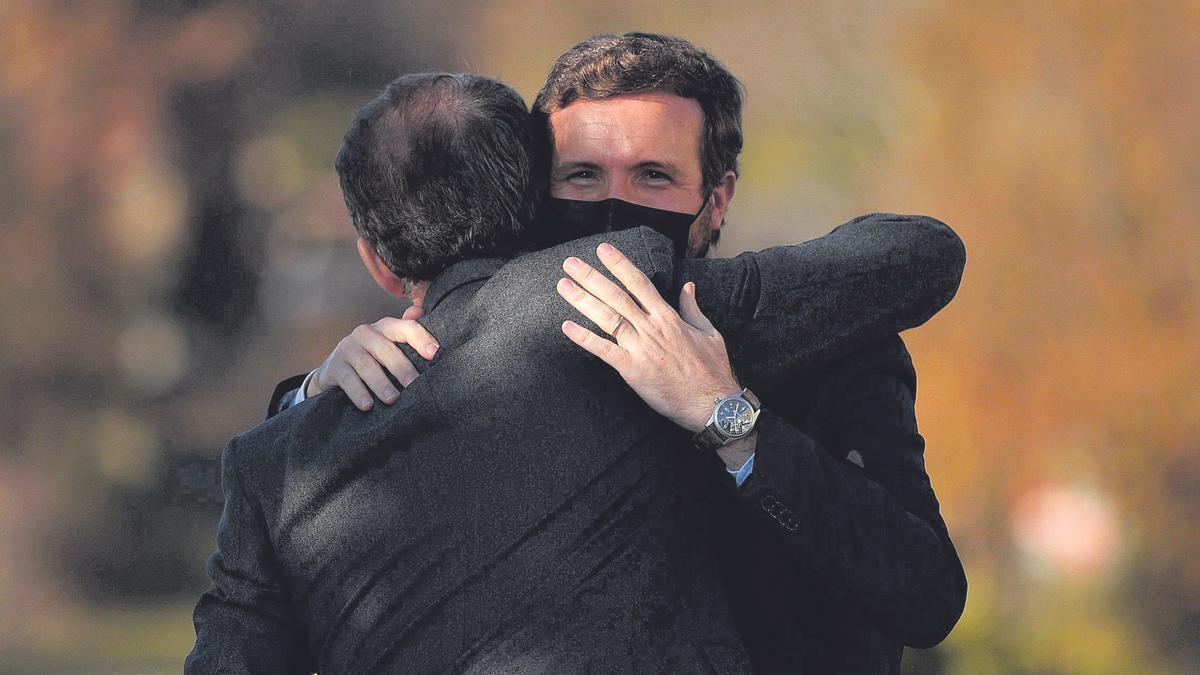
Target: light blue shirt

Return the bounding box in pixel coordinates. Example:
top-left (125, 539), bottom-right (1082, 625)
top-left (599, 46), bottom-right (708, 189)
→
top-left (727, 453), bottom-right (755, 487)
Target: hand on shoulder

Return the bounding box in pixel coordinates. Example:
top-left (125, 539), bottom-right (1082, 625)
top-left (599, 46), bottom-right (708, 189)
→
top-left (308, 304), bottom-right (440, 411)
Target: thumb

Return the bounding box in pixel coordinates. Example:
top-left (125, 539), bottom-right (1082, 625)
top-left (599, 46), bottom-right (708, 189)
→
top-left (402, 303), bottom-right (425, 321)
top-left (678, 282), bottom-right (716, 333)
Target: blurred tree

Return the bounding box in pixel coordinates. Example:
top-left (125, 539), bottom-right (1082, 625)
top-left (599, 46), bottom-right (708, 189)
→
top-left (885, 1), bottom-right (1200, 671)
top-left (1, 0), bottom-right (1196, 671)
top-left (0, 0), bottom-right (456, 664)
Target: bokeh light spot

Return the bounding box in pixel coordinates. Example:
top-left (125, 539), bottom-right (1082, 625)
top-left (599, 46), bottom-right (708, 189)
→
top-left (235, 135), bottom-right (306, 210)
top-left (106, 160), bottom-right (187, 268)
top-left (116, 315), bottom-right (189, 393)
top-left (1013, 482), bottom-right (1122, 581)
top-left (93, 409), bottom-right (160, 489)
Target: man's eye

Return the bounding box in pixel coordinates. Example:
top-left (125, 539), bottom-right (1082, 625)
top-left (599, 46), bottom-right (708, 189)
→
top-left (567, 170), bottom-right (596, 181)
top-left (643, 170), bottom-right (671, 182)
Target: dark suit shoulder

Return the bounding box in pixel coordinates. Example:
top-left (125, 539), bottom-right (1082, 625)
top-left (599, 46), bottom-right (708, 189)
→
top-left (225, 388), bottom-right (371, 480)
top-left (490, 227), bottom-right (675, 292)
top-left (458, 228), bottom-right (678, 349)
top-left (220, 404), bottom-right (296, 488)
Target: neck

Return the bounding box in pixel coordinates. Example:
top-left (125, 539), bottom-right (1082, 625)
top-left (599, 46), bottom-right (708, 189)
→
top-left (405, 280), bottom-right (431, 307)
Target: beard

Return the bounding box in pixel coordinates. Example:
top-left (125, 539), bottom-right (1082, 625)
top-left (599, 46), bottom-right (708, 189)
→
top-left (685, 200), bottom-right (718, 258)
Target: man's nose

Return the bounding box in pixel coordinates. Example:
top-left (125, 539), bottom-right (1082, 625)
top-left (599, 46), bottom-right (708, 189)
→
top-left (600, 181), bottom-right (633, 203)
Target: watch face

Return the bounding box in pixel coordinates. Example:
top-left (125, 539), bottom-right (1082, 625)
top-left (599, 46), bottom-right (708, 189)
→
top-left (715, 398), bottom-right (754, 437)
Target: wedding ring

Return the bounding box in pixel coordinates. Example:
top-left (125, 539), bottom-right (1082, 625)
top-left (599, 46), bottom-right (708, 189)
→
top-left (610, 316), bottom-right (626, 336)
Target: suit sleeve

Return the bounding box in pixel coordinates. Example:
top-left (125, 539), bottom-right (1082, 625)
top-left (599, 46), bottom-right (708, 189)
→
top-left (185, 436), bottom-right (312, 673)
top-left (668, 213), bottom-right (966, 390)
top-left (738, 336), bottom-right (967, 648)
top-left (266, 373), bottom-right (309, 420)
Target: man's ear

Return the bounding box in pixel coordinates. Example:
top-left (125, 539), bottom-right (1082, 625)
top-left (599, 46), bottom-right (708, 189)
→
top-left (356, 237), bottom-right (408, 301)
top-left (707, 171), bottom-right (737, 233)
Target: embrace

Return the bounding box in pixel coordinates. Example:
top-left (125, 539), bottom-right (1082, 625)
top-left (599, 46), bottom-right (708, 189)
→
top-left (186, 32), bottom-right (967, 673)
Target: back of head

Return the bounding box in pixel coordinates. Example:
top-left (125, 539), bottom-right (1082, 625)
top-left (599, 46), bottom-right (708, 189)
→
top-left (336, 73), bottom-right (546, 282)
top-left (533, 32), bottom-right (744, 195)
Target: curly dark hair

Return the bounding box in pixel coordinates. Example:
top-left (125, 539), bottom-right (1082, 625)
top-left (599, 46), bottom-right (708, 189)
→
top-left (532, 32), bottom-right (745, 195)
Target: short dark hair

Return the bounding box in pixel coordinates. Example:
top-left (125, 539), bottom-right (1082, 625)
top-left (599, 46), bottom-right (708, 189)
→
top-left (335, 73), bottom-right (545, 282)
top-left (532, 32), bottom-right (744, 194)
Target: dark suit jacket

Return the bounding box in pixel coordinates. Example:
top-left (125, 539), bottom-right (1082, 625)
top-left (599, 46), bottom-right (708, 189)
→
top-left (705, 335), bottom-right (965, 673)
top-left (187, 214), bottom-right (966, 673)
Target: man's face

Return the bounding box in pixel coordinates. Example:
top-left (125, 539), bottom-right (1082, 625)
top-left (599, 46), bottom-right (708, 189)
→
top-left (548, 91), bottom-right (734, 257)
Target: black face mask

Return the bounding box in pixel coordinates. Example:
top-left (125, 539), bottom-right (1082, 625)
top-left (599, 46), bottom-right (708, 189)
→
top-left (538, 196), bottom-right (706, 258)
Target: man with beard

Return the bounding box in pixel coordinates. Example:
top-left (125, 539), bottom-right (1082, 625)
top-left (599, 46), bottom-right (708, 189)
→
top-left (275, 33), bottom-right (968, 672)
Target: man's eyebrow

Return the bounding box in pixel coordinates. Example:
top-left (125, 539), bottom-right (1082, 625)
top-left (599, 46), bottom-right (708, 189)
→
top-left (553, 160), bottom-right (602, 174)
top-left (551, 159), bottom-right (684, 175)
top-left (633, 160), bottom-right (682, 174)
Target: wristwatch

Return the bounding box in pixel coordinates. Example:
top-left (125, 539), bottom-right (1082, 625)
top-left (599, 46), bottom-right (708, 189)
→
top-left (693, 388), bottom-right (762, 452)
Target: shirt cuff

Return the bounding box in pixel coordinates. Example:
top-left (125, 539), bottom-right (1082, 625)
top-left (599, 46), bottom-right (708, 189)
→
top-left (725, 453), bottom-right (755, 488)
top-left (292, 369), bottom-right (318, 407)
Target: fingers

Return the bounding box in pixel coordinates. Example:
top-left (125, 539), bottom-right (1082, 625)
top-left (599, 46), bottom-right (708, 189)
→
top-left (355, 332), bottom-right (420, 394)
top-left (678, 282), bottom-right (717, 334)
top-left (340, 341), bottom-right (405, 406)
top-left (351, 324), bottom-right (420, 389)
top-left (561, 320), bottom-right (629, 371)
top-left (562, 256), bottom-right (647, 329)
top-left (372, 317), bottom-right (439, 360)
top-left (401, 304), bottom-right (425, 321)
top-left (324, 359), bottom-right (377, 411)
top-left (323, 318), bottom-right (436, 411)
top-left (596, 243), bottom-right (671, 314)
top-left (557, 277), bottom-right (631, 339)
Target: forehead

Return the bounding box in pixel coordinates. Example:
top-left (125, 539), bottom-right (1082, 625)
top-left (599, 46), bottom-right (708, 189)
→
top-left (548, 92), bottom-right (703, 167)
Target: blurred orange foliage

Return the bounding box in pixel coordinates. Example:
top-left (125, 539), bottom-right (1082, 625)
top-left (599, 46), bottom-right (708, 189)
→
top-left (0, 1), bottom-right (1196, 672)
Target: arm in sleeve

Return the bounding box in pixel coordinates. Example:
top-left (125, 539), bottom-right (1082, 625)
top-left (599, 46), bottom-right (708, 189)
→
top-left (266, 372), bottom-right (311, 420)
top-left (736, 336), bottom-right (967, 648)
top-left (185, 436), bottom-right (312, 673)
top-left (669, 213), bottom-right (966, 391)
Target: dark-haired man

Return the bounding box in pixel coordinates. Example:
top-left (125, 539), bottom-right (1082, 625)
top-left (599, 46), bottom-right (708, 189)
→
top-left (541, 35), bottom-right (969, 671)
top-left (269, 34), bottom-right (967, 672)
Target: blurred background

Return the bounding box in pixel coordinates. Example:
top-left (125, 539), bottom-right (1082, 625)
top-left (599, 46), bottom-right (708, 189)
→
top-left (1, 0), bottom-right (1197, 672)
